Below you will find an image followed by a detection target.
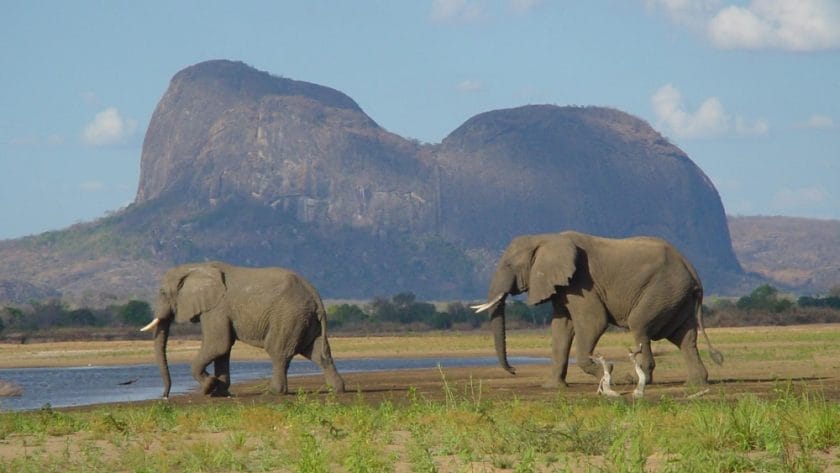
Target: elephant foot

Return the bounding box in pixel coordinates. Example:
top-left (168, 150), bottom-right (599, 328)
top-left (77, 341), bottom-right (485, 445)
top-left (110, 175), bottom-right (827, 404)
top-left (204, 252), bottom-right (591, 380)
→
top-left (210, 384), bottom-right (232, 398)
top-left (330, 381), bottom-right (346, 394)
top-left (201, 376), bottom-right (219, 395)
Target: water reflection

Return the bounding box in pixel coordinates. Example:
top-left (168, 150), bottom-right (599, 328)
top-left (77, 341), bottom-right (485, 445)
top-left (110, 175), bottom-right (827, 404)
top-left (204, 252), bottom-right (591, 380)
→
top-left (0, 356), bottom-right (547, 411)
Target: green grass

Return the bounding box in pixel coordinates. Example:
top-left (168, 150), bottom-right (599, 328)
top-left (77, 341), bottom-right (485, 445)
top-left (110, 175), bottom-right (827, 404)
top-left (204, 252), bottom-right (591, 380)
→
top-left (0, 386), bottom-right (838, 472)
top-left (1, 327), bottom-right (839, 471)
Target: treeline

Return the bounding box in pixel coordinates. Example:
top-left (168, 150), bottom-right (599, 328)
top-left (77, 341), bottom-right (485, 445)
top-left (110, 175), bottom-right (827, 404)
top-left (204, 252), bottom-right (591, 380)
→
top-left (0, 292), bottom-right (552, 339)
top-left (1, 284), bottom-right (839, 340)
top-left (0, 300), bottom-right (152, 336)
top-left (705, 284), bottom-right (840, 327)
top-left (328, 292), bottom-right (551, 332)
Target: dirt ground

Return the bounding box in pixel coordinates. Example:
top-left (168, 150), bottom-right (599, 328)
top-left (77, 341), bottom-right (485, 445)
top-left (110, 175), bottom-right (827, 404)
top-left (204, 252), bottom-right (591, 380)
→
top-left (1, 326), bottom-right (839, 472)
top-left (2, 325), bottom-right (834, 408)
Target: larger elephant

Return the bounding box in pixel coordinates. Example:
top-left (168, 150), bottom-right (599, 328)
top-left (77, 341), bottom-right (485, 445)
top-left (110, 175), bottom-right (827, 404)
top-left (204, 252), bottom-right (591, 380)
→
top-left (473, 231), bottom-right (722, 388)
top-left (141, 262), bottom-right (345, 398)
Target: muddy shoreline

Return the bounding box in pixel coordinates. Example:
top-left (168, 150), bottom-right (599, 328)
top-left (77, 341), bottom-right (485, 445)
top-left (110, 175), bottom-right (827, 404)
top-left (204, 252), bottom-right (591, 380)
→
top-left (3, 326), bottom-right (840, 408)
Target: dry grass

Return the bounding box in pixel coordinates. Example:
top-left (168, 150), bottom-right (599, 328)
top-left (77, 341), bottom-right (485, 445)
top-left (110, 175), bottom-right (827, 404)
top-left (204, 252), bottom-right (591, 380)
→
top-left (1, 325), bottom-right (840, 471)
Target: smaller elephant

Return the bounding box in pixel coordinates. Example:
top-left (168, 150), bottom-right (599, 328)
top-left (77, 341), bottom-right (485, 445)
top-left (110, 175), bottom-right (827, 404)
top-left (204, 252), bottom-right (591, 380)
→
top-left (141, 262), bottom-right (345, 398)
top-left (472, 231), bottom-right (723, 390)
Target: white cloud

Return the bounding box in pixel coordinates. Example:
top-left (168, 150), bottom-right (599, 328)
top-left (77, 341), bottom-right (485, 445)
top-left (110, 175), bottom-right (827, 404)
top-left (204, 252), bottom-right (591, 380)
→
top-left (652, 84), bottom-right (730, 139)
top-left (455, 79), bottom-right (483, 92)
top-left (430, 0), bottom-right (483, 23)
top-left (709, 0), bottom-right (840, 51)
top-left (652, 84), bottom-right (769, 139)
top-left (799, 114), bottom-right (836, 129)
top-left (648, 0), bottom-right (840, 51)
top-left (735, 116), bottom-right (769, 136)
top-left (645, 0), bottom-right (723, 27)
top-left (82, 107), bottom-right (137, 147)
top-left (772, 186), bottom-right (830, 211)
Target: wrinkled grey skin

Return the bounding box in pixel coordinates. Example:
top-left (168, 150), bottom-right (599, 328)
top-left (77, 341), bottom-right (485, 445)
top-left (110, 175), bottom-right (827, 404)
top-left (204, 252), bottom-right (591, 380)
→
top-left (147, 262), bottom-right (345, 398)
top-left (478, 231), bottom-right (722, 388)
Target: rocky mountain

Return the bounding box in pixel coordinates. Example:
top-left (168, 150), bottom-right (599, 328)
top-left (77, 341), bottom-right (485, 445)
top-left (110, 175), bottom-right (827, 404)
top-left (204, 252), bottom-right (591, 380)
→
top-left (0, 60), bottom-right (750, 306)
top-left (728, 216), bottom-right (840, 294)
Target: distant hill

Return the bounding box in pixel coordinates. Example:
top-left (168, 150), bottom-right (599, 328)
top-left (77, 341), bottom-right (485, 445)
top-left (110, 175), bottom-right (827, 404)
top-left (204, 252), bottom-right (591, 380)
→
top-left (0, 60), bottom-right (746, 307)
top-left (728, 216), bottom-right (840, 294)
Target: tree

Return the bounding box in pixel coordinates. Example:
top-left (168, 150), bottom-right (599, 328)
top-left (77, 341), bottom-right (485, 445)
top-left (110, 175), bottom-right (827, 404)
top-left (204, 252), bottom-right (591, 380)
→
top-left (118, 300), bottom-right (153, 326)
top-left (798, 295), bottom-right (840, 310)
top-left (367, 293), bottom-right (436, 324)
top-left (328, 304), bottom-right (368, 328)
top-left (66, 308), bottom-right (101, 326)
top-left (737, 285), bottom-right (793, 313)
top-left (367, 296), bottom-right (398, 323)
top-left (445, 302), bottom-right (481, 328)
top-left (504, 300), bottom-right (552, 326)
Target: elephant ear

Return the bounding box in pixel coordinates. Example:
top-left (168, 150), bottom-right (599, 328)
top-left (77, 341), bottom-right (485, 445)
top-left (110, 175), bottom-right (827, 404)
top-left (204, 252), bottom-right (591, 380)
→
top-left (527, 237), bottom-right (578, 306)
top-left (174, 266), bottom-right (226, 323)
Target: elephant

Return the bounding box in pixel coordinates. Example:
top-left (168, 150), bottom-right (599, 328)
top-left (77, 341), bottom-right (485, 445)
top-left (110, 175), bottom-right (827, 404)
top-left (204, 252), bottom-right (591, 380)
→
top-left (141, 262), bottom-right (345, 398)
top-left (472, 231), bottom-right (723, 390)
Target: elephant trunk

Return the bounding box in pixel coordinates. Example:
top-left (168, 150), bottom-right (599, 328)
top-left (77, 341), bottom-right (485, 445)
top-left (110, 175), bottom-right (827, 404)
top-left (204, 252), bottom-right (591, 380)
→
top-left (153, 317), bottom-right (172, 399)
top-left (491, 301), bottom-right (516, 375)
top-left (479, 267), bottom-right (517, 375)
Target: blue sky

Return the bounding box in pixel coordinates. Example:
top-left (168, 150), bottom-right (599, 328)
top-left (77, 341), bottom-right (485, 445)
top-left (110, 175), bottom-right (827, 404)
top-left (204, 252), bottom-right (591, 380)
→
top-left (2, 0), bottom-right (838, 240)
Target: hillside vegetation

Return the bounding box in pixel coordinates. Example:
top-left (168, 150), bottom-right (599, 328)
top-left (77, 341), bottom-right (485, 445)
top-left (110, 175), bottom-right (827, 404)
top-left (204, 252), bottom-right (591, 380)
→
top-left (0, 60), bottom-right (796, 306)
top-left (728, 216), bottom-right (840, 294)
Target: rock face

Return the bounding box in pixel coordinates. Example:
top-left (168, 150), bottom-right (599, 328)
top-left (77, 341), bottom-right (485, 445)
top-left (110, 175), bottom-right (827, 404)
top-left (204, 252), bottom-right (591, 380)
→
top-left (728, 216), bottom-right (840, 293)
top-left (135, 60), bottom-right (740, 286)
top-left (434, 105), bottom-right (739, 276)
top-left (137, 60), bottom-right (436, 236)
top-left (0, 60), bottom-right (746, 305)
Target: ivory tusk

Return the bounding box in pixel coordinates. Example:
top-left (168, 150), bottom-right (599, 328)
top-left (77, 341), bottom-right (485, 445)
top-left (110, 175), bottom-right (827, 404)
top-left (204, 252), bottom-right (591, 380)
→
top-left (140, 318), bottom-right (160, 332)
top-left (470, 293), bottom-right (505, 313)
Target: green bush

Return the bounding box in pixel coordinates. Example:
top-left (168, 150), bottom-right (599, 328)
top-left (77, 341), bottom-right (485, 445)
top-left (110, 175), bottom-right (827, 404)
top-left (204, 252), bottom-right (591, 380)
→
top-left (798, 295), bottom-right (840, 310)
top-left (118, 300), bottom-right (153, 326)
top-left (736, 284), bottom-right (793, 313)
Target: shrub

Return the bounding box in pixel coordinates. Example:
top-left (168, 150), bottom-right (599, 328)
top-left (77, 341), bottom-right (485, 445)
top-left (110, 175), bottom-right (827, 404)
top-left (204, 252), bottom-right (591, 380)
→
top-left (118, 300), bottom-right (153, 327)
top-left (736, 284), bottom-right (793, 313)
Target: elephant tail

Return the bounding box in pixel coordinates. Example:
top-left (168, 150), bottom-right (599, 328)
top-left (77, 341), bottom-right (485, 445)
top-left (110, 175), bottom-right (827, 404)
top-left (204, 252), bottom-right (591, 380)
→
top-left (695, 288), bottom-right (724, 366)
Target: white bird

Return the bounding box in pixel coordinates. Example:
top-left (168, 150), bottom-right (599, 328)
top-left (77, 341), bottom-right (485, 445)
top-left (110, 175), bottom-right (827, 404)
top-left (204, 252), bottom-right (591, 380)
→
top-left (591, 354), bottom-right (620, 397)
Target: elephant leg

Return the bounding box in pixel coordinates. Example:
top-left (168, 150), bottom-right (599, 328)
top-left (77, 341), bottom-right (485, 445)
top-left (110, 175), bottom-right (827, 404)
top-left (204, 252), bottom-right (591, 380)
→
top-left (627, 292), bottom-right (681, 385)
top-left (191, 353), bottom-right (221, 395)
top-left (569, 301), bottom-right (609, 380)
top-left (667, 319), bottom-right (708, 386)
top-left (211, 351), bottom-right (232, 397)
top-left (544, 314), bottom-right (574, 388)
top-left (630, 335), bottom-right (655, 385)
top-left (302, 336), bottom-right (345, 393)
top-left (193, 317), bottom-right (234, 395)
top-left (270, 356), bottom-right (293, 394)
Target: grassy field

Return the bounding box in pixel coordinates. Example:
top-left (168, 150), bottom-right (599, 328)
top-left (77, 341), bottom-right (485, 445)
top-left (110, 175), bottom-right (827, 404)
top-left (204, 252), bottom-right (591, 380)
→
top-left (0, 325), bottom-right (839, 472)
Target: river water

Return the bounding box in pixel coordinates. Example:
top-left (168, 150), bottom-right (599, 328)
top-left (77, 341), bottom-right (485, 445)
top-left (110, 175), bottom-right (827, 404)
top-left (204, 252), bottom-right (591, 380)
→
top-left (0, 356), bottom-right (548, 412)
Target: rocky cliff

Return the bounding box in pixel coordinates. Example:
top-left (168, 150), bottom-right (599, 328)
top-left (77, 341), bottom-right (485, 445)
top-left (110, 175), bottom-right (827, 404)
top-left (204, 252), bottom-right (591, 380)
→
top-left (728, 216), bottom-right (840, 292)
top-left (0, 60), bottom-right (748, 305)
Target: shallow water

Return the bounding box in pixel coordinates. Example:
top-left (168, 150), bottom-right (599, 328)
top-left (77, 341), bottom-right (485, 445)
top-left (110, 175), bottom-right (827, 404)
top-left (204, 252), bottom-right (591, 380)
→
top-left (0, 356), bottom-right (548, 411)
